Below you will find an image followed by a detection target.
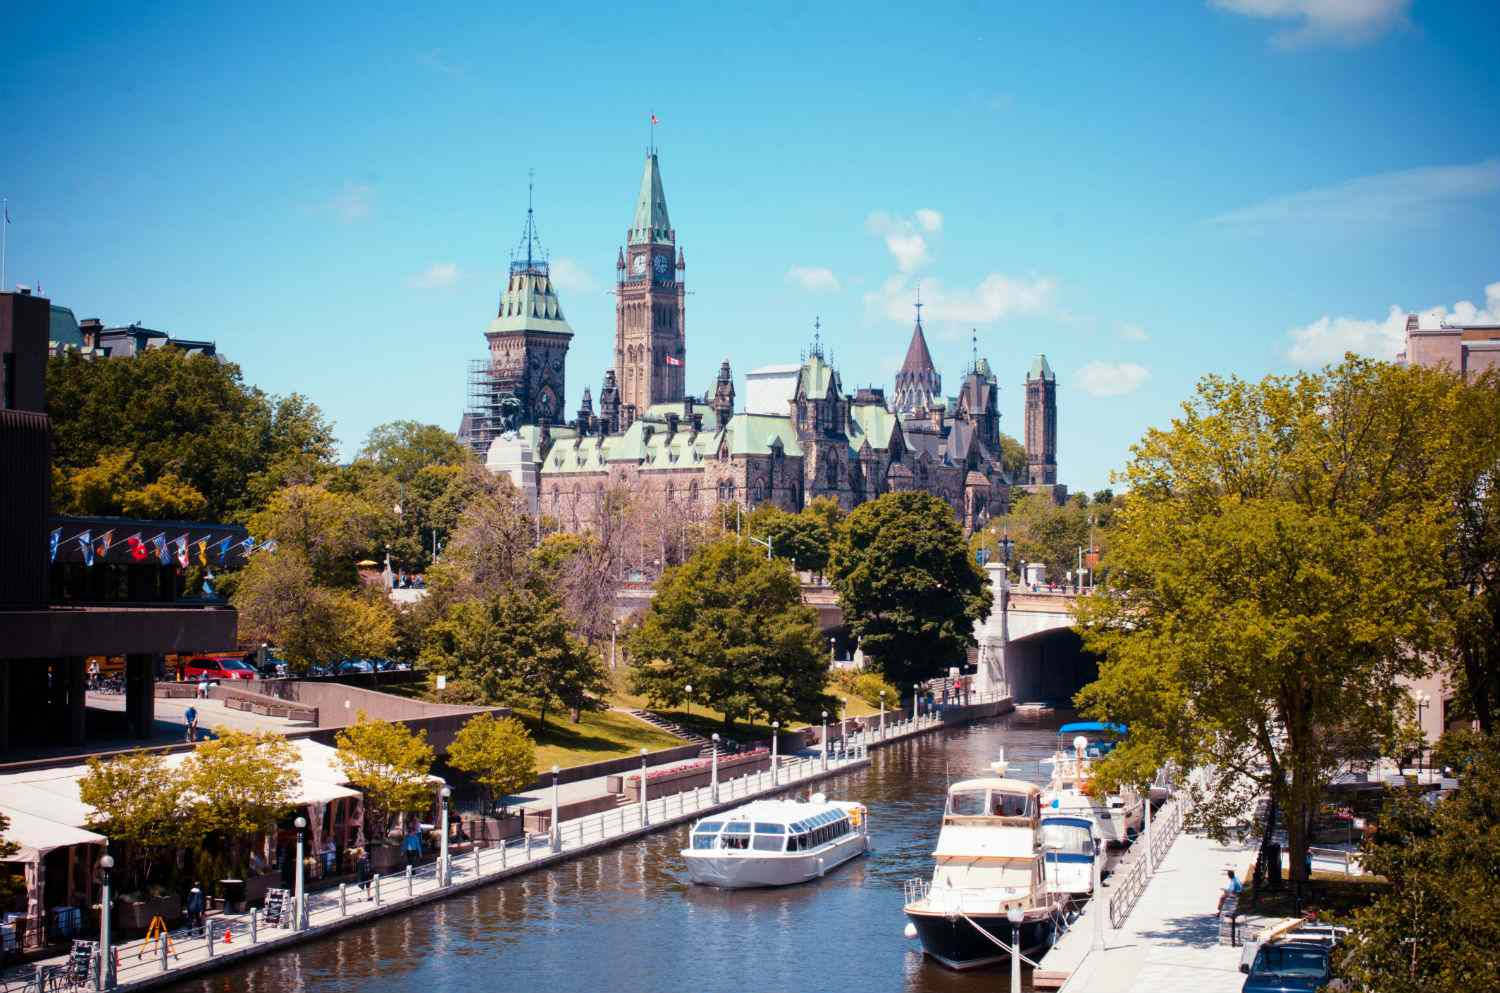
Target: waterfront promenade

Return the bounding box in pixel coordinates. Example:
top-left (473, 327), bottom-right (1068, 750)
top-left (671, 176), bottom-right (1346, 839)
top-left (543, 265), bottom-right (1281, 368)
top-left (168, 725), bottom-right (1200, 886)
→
top-left (4, 711), bottom-right (959, 992)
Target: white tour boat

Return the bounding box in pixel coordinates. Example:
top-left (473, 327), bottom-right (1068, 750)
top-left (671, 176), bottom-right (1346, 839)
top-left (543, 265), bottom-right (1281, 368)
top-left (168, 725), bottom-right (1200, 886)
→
top-left (681, 794), bottom-right (869, 889)
top-left (1040, 721), bottom-right (1144, 846)
top-left (903, 778), bottom-right (1067, 971)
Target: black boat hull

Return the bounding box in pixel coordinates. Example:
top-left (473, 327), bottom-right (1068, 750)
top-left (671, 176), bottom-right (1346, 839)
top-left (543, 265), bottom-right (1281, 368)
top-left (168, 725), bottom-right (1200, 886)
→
top-left (906, 910), bottom-right (1056, 971)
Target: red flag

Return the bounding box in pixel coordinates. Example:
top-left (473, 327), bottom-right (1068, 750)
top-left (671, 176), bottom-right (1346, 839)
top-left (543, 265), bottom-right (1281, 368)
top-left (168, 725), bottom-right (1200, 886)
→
top-left (664, 355), bottom-right (683, 367)
top-left (650, 114), bottom-right (659, 125)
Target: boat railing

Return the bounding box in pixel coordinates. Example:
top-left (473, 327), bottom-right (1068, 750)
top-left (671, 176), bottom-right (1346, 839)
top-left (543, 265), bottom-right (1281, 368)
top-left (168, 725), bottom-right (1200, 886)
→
top-left (904, 877), bottom-right (930, 906)
top-left (903, 880), bottom-right (1032, 914)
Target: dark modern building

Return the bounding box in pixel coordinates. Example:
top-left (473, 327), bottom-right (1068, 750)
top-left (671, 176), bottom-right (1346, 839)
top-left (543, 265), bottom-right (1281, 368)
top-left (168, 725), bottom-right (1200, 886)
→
top-left (77, 318), bottom-right (217, 358)
top-left (1, 289), bottom-right (241, 754)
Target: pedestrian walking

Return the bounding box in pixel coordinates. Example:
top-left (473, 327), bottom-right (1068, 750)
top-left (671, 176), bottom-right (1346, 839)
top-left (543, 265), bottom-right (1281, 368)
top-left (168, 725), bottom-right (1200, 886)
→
top-left (403, 824), bottom-right (422, 870)
top-left (184, 704), bottom-right (199, 743)
top-left (355, 848), bottom-right (372, 900)
top-left (185, 883), bottom-right (204, 935)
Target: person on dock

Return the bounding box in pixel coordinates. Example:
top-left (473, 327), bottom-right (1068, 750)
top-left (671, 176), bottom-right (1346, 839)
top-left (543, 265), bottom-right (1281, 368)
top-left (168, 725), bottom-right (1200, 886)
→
top-left (1217, 868), bottom-right (1242, 912)
top-left (355, 848), bottom-right (372, 900)
top-left (186, 883), bottom-right (204, 935)
top-left (403, 824), bottom-right (422, 870)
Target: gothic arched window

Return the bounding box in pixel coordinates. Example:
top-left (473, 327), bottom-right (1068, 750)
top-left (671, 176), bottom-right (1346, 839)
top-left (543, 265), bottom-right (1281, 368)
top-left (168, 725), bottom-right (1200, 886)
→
top-left (826, 460), bottom-right (838, 486)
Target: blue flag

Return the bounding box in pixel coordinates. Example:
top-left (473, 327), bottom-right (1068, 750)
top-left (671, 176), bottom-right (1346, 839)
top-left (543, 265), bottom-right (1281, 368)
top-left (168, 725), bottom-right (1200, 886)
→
top-left (78, 531), bottom-right (94, 567)
top-left (49, 528), bottom-right (61, 562)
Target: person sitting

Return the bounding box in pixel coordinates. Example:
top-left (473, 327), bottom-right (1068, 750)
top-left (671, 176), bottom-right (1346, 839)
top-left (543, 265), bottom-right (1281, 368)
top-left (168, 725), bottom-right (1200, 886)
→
top-left (1217, 868), bottom-right (1243, 913)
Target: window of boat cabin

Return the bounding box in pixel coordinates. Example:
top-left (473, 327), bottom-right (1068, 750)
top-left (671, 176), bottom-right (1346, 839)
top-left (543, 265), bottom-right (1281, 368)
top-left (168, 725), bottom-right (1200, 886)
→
top-left (991, 791), bottom-right (1034, 818)
top-left (947, 789), bottom-right (988, 816)
top-left (692, 821), bottom-right (723, 850)
top-left (1040, 822), bottom-right (1094, 856)
top-left (752, 822), bottom-right (785, 852)
top-left (721, 822), bottom-right (751, 849)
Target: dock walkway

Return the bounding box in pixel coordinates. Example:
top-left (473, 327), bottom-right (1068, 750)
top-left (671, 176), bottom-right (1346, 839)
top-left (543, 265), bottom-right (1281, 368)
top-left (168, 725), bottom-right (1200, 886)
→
top-left (1039, 820), bottom-right (1257, 992)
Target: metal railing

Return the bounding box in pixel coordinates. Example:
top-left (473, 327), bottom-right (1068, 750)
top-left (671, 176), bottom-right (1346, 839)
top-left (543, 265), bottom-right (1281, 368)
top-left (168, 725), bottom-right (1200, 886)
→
top-left (1108, 794), bottom-right (1186, 929)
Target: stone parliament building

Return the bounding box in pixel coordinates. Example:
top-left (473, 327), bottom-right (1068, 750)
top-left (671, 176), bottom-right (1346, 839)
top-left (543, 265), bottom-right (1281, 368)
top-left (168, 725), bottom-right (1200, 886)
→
top-left (458, 149), bottom-right (1064, 534)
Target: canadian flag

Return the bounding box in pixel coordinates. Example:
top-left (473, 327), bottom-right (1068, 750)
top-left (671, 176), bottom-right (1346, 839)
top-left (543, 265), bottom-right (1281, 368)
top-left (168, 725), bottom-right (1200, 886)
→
top-left (650, 114), bottom-right (659, 125)
top-left (664, 355), bottom-right (683, 367)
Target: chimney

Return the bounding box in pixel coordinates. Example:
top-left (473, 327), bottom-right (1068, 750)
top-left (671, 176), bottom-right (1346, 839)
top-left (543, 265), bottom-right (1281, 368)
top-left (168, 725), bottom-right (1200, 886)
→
top-left (665, 412), bottom-right (680, 436)
top-left (691, 412), bottom-right (703, 434)
top-left (1406, 314), bottom-right (1419, 333)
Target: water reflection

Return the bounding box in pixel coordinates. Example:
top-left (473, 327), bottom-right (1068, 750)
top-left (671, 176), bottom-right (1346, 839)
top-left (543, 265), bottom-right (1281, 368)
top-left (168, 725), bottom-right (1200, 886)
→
top-left (174, 713), bottom-right (1067, 993)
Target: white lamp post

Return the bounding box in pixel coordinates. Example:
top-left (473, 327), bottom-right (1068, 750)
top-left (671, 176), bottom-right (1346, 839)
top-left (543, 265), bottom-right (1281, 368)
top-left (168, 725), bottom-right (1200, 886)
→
top-left (1007, 905), bottom-right (1024, 993)
top-left (549, 765), bottom-right (561, 853)
top-left (1416, 693), bottom-right (1432, 777)
top-left (98, 853), bottom-right (115, 990)
top-left (879, 691), bottom-right (886, 742)
top-left (913, 684), bottom-right (920, 726)
top-left (1144, 790), bottom-right (1154, 874)
top-left (293, 815), bottom-right (307, 931)
top-left (438, 785), bottom-right (451, 886)
top-left (1092, 838), bottom-right (1105, 951)
top-left (821, 710), bottom-right (829, 771)
top-left (685, 684), bottom-right (693, 719)
top-left (639, 748), bottom-right (650, 827)
top-left (829, 637), bottom-right (836, 664)
top-left (710, 733), bottom-right (720, 802)
top-left (610, 618), bottom-right (619, 670)
top-left (771, 721), bottom-right (780, 784)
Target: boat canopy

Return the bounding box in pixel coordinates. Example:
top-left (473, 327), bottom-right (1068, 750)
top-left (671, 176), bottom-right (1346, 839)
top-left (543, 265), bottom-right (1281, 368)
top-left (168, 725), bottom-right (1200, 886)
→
top-left (935, 824), bottom-right (1037, 860)
top-left (1058, 721), bottom-right (1127, 736)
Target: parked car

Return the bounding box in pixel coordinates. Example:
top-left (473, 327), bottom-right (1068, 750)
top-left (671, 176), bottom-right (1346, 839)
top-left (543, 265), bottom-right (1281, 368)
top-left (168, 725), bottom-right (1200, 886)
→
top-left (374, 659), bottom-right (411, 672)
top-left (180, 655), bottom-right (258, 681)
top-left (335, 659), bottom-right (376, 675)
top-left (255, 657), bottom-right (289, 679)
top-left (1241, 939), bottom-right (1339, 993)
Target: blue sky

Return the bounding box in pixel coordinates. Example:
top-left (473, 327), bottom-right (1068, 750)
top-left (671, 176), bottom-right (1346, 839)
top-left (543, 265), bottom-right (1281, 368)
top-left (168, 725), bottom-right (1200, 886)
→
top-left (5, 0), bottom-right (1499, 493)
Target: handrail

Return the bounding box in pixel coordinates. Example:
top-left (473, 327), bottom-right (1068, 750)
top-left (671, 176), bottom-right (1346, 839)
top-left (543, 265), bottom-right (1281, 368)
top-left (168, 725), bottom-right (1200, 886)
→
top-left (1108, 793), bottom-right (1187, 929)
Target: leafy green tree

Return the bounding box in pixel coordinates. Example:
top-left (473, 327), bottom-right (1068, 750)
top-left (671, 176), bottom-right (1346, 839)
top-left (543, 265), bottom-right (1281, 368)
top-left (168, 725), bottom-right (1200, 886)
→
top-left (1075, 360), bottom-right (1453, 890)
top-left (420, 586), bottom-right (606, 729)
top-left (184, 731), bottom-right (299, 875)
top-left (46, 348), bottom-right (335, 522)
top-left (79, 751), bottom-right (192, 891)
top-left (248, 483), bottom-right (385, 586)
top-left (233, 549), bottom-right (395, 668)
top-left (0, 813), bottom-right (21, 902)
top-left (359, 420), bottom-right (468, 484)
top-left (747, 505), bottom-right (834, 575)
top-left (446, 714), bottom-right (537, 814)
top-left (335, 715), bottom-right (436, 845)
top-left (829, 491), bottom-right (993, 686)
top-left (1336, 732), bottom-right (1500, 993)
top-left (998, 432), bottom-right (1028, 483)
top-left (627, 538), bottom-right (834, 728)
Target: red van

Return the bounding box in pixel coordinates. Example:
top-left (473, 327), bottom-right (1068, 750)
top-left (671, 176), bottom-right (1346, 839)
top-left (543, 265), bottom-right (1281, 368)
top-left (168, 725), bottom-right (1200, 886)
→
top-left (180, 654), bottom-right (257, 681)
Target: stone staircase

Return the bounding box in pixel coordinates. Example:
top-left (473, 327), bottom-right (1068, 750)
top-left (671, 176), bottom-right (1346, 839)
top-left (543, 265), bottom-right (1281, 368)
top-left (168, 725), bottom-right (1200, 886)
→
top-left (622, 709), bottom-right (717, 755)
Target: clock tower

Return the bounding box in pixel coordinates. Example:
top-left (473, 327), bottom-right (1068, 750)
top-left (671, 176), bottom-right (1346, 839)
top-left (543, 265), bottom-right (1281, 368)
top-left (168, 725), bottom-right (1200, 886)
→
top-left (615, 149), bottom-right (685, 424)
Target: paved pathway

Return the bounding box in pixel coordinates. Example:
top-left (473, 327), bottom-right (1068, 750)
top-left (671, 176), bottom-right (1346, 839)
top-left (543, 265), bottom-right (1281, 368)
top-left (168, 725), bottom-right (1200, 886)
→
top-left (1048, 831), bottom-right (1258, 993)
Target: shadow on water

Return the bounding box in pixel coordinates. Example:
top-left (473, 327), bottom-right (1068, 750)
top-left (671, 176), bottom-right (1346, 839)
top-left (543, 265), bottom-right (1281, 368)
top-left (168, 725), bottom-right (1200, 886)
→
top-left (173, 712), bottom-right (1071, 993)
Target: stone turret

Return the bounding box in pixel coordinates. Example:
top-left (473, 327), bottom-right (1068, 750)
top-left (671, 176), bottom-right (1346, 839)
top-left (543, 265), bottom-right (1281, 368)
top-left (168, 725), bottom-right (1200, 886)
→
top-left (598, 370), bottom-right (621, 435)
top-left (712, 358), bottom-right (735, 429)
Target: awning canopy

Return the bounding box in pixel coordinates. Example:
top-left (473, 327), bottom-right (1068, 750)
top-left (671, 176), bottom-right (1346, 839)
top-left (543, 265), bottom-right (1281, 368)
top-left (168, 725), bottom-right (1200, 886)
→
top-left (0, 808), bottom-right (106, 863)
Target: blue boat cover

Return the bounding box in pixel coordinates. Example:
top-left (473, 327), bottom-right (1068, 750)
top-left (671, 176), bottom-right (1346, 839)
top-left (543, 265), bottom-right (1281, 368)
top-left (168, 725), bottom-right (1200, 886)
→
top-left (1058, 721), bottom-right (1127, 735)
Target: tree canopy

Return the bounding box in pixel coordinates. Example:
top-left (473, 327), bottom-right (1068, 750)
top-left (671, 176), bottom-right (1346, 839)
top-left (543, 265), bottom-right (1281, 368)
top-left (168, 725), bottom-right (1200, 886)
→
top-left (79, 750), bottom-right (191, 891)
top-left (627, 538), bottom-right (834, 728)
top-left (1075, 359), bottom-right (1457, 886)
top-left (182, 731), bottom-right (299, 874)
top-left (828, 491), bottom-right (992, 686)
top-left (446, 714), bottom-right (537, 813)
top-left (335, 715), bottom-right (436, 844)
top-left (46, 348), bottom-right (336, 523)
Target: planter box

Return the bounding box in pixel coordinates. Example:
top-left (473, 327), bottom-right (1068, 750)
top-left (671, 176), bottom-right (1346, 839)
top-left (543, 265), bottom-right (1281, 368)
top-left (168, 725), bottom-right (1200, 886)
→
top-left (369, 844), bottom-right (406, 875)
top-left (623, 754), bottom-right (772, 803)
top-left (462, 814), bottom-right (523, 847)
top-left (523, 794), bottom-right (621, 833)
top-left (115, 894), bottom-right (182, 931)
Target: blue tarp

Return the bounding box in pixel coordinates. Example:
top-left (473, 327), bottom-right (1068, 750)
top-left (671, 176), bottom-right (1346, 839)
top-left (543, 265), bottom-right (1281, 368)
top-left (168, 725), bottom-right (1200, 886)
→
top-left (1058, 721), bottom-right (1127, 736)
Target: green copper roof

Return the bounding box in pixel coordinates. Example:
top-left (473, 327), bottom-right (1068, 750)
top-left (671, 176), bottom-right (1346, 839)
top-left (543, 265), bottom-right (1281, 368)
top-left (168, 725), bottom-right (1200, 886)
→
top-left (723, 414), bottom-right (803, 457)
top-left (629, 153), bottom-right (672, 245)
top-left (974, 356), bottom-right (993, 379)
top-left (798, 353), bottom-right (838, 399)
top-left (487, 270), bottom-right (575, 337)
top-left (1029, 354), bottom-right (1055, 382)
top-left (849, 403), bottom-right (899, 450)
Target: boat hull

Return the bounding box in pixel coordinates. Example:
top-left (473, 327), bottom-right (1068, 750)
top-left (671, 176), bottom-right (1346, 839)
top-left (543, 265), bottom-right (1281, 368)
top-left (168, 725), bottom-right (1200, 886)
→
top-left (682, 833), bottom-right (867, 889)
top-left (904, 907), bottom-right (1057, 971)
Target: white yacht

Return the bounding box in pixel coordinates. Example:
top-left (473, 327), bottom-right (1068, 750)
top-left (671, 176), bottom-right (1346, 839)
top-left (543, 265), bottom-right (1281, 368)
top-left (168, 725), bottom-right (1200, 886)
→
top-left (903, 778), bottom-right (1067, 971)
top-left (681, 794), bottom-right (869, 889)
top-left (1040, 722), bottom-right (1144, 846)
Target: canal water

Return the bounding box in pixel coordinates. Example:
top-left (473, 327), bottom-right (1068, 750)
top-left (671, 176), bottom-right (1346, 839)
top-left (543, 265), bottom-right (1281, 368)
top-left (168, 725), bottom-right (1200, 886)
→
top-left (169, 713), bottom-right (1068, 993)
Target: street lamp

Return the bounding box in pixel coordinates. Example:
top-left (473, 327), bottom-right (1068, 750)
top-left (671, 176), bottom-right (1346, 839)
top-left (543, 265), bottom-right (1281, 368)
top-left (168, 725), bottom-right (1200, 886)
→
top-left (771, 721), bottom-right (780, 784)
top-left (879, 691), bottom-right (886, 741)
top-left (913, 683), bottom-right (920, 726)
top-left (610, 618), bottom-right (619, 670)
top-left (1416, 693), bottom-right (1432, 778)
top-left (711, 733), bottom-right (720, 802)
top-left (293, 815), bottom-right (307, 931)
top-left (1007, 905), bottom-right (1025, 993)
top-left (829, 637), bottom-right (836, 665)
top-left (549, 765), bottom-right (561, 853)
top-left (438, 785), bottom-right (451, 886)
top-left (821, 710), bottom-right (829, 771)
top-left (639, 748), bottom-right (650, 827)
top-left (99, 853), bottom-right (115, 990)
top-left (685, 684), bottom-right (693, 719)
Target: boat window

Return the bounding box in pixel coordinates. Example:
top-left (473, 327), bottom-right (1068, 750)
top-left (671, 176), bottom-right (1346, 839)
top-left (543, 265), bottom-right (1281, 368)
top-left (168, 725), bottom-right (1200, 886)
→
top-left (991, 792), bottom-right (1031, 818)
top-left (947, 790), bottom-right (988, 816)
top-left (1040, 823), bottom-right (1094, 856)
top-left (720, 823), bottom-right (751, 850)
top-left (696, 821), bottom-right (723, 833)
top-left (751, 835), bottom-right (784, 852)
top-left (753, 823), bottom-right (785, 834)
top-left (724, 822), bottom-right (750, 833)
top-left (691, 832), bottom-right (718, 850)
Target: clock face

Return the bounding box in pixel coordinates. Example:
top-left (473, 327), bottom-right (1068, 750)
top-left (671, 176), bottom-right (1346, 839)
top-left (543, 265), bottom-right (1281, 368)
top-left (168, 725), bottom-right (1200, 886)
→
top-left (631, 254), bottom-right (647, 276)
top-left (653, 253), bottom-right (669, 276)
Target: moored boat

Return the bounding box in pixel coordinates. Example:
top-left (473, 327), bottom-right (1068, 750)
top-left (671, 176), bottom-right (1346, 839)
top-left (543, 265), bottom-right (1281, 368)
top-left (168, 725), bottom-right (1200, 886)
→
top-left (681, 794), bottom-right (869, 889)
top-left (1040, 721), bottom-right (1144, 846)
top-left (903, 778), bottom-right (1066, 971)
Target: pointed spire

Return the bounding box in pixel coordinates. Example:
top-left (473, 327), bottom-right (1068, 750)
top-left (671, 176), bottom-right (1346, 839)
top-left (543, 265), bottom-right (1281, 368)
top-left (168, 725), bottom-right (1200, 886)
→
top-left (810, 315), bottom-right (824, 359)
top-left (510, 169), bottom-right (548, 275)
top-left (629, 151), bottom-right (672, 245)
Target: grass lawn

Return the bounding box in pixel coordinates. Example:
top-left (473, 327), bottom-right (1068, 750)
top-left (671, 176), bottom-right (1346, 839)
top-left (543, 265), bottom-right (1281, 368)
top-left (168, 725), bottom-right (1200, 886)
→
top-left (506, 706), bottom-right (685, 773)
top-left (1243, 869), bottom-right (1389, 920)
top-left (606, 670), bottom-right (881, 739)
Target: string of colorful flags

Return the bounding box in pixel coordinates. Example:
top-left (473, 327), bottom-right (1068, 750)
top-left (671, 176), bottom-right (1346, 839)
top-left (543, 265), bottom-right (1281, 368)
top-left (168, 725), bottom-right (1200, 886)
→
top-left (47, 528), bottom-right (277, 566)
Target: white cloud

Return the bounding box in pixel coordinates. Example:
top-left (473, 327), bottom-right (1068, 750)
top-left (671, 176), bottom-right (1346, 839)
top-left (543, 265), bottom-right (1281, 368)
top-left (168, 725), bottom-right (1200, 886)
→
top-left (327, 182), bottom-right (373, 222)
top-left (864, 273), bottom-right (1056, 326)
top-left (1210, 0), bottom-right (1410, 47)
top-left (1078, 361), bottom-right (1151, 397)
top-left (408, 262), bottom-right (460, 289)
top-left (1119, 323), bottom-right (1150, 342)
top-left (914, 209), bottom-right (944, 233)
top-left (786, 266), bottom-right (841, 292)
top-left (865, 210), bottom-right (943, 271)
top-left (1286, 281), bottom-right (1500, 365)
top-left (1211, 159), bottom-right (1500, 229)
top-left (549, 257), bottom-right (597, 294)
